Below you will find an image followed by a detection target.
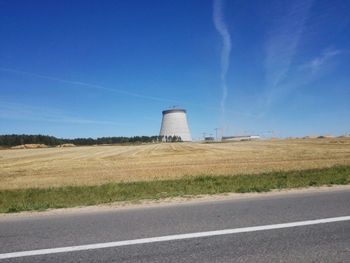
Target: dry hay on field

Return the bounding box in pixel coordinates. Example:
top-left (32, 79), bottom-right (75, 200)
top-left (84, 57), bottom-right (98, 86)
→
top-left (1, 138), bottom-right (350, 190)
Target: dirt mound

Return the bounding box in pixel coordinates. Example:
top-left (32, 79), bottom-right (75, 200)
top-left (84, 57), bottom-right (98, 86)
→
top-left (324, 134), bottom-right (335, 138)
top-left (11, 144), bottom-right (48, 149)
top-left (303, 135), bottom-right (319, 139)
top-left (25, 144), bottom-right (48, 149)
top-left (11, 145), bottom-right (26, 149)
top-left (58, 144), bottom-right (76, 147)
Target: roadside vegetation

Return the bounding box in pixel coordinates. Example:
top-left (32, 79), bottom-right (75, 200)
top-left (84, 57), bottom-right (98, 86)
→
top-left (1, 165), bottom-right (349, 213)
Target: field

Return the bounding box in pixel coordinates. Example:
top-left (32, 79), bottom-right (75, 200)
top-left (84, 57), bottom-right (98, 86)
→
top-left (1, 138), bottom-right (350, 190)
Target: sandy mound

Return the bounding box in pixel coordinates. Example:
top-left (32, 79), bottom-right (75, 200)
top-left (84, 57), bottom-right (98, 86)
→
top-left (11, 145), bottom-right (26, 149)
top-left (58, 144), bottom-right (76, 147)
top-left (324, 134), bottom-right (335, 138)
top-left (11, 144), bottom-right (48, 149)
top-left (24, 144), bottom-right (48, 149)
top-left (303, 135), bottom-right (319, 139)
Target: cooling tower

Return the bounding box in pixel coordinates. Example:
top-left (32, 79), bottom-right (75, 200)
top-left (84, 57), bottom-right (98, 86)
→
top-left (159, 109), bottom-right (192, 141)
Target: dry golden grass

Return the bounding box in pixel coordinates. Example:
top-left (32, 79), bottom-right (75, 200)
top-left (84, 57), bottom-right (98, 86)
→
top-left (1, 138), bottom-right (350, 190)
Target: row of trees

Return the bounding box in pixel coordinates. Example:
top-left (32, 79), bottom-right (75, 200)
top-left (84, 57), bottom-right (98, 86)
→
top-left (0, 134), bottom-right (182, 147)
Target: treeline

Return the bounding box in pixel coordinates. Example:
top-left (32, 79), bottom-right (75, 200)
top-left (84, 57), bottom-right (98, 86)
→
top-left (0, 134), bottom-right (182, 147)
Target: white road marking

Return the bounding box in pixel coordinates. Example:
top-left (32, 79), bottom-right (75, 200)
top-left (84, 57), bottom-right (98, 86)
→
top-left (1, 215), bottom-right (349, 260)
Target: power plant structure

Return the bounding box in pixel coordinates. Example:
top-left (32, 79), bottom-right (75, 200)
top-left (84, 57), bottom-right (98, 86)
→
top-left (159, 108), bottom-right (192, 141)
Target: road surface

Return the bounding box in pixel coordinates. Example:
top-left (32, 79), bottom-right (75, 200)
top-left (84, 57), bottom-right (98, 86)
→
top-left (0, 188), bottom-right (349, 262)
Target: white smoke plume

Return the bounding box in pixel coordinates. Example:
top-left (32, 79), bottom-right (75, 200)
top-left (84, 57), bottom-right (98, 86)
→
top-left (213, 0), bottom-right (231, 117)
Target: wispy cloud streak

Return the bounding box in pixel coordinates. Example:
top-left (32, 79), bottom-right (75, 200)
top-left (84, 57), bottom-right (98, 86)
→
top-left (264, 0), bottom-right (313, 97)
top-left (213, 0), bottom-right (232, 117)
top-left (0, 101), bottom-right (125, 125)
top-left (300, 48), bottom-right (348, 73)
top-left (0, 67), bottom-right (178, 104)
top-left (0, 67), bottom-right (260, 118)
top-left (266, 2), bottom-right (312, 85)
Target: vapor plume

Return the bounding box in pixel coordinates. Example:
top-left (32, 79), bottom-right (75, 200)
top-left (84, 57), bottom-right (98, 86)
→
top-left (213, 0), bottom-right (232, 116)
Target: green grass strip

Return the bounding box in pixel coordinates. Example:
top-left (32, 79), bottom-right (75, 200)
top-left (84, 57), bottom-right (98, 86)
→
top-left (1, 165), bottom-right (350, 213)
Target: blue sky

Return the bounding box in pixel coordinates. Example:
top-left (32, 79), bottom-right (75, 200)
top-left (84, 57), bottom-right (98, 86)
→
top-left (0, 0), bottom-right (349, 139)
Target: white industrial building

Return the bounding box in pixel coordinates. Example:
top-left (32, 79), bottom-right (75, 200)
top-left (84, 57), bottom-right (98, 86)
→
top-left (159, 108), bottom-right (192, 141)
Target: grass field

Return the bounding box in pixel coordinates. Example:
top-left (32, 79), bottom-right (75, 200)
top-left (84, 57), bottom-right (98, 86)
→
top-left (1, 165), bottom-right (349, 213)
top-left (1, 138), bottom-right (350, 190)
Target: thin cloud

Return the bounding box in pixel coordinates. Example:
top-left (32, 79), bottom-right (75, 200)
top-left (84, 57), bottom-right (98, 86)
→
top-left (264, 0), bottom-right (313, 88)
top-left (0, 101), bottom-right (125, 126)
top-left (213, 0), bottom-right (232, 117)
top-left (0, 67), bottom-right (260, 118)
top-left (0, 67), bottom-right (179, 104)
top-left (300, 48), bottom-right (347, 73)
top-left (262, 0), bottom-right (314, 110)
top-left (260, 47), bottom-right (347, 117)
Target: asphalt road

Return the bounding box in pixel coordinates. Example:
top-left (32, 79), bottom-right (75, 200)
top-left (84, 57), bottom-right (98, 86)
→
top-left (0, 188), bottom-right (350, 262)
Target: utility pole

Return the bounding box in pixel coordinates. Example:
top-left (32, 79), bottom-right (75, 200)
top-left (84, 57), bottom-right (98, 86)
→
top-left (214, 128), bottom-right (219, 141)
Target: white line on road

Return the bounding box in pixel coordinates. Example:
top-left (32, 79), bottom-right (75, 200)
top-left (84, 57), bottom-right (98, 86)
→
top-left (1, 215), bottom-right (350, 260)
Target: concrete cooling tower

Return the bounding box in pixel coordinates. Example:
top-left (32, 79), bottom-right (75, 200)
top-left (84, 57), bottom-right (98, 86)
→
top-left (159, 109), bottom-right (192, 141)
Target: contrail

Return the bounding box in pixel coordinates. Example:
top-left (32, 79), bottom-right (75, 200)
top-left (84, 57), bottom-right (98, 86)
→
top-left (213, 0), bottom-right (232, 117)
top-left (0, 67), bottom-right (259, 118)
top-left (0, 67), bottom-right (178, 104)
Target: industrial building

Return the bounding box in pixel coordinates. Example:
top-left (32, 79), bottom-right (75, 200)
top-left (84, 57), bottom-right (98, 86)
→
top-left (159, 108), bottom-right (192, 141)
